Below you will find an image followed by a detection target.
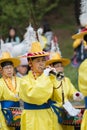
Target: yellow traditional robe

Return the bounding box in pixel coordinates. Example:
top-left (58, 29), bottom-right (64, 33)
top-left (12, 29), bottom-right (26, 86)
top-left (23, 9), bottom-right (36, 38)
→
top-left (52, 77), bottom-right (78, 130)
top-left (78, 59), bottom-right (87, 130)
top-left (0, 77), bottom-right (21, 130)
top-left (19, 71), bottom-right (63, 130)
top-left (52, 77), bottom-right (77, 106)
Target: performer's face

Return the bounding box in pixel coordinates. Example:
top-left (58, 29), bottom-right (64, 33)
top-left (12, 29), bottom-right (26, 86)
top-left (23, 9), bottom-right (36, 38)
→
top-left (17, 65), bottom-right (28, 76)
top-left (2, 65), bottom-right (14, 78)
top-left (30, 57), bottom-right (46, 75)
top-left (52, 62), bottom-right (64, 73)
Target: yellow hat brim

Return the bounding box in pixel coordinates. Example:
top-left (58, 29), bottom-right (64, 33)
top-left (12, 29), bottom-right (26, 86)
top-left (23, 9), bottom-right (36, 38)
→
top-left (0, 58), bottom-right (20, 67)
top-left (46, 58), bottom-right (70, 66)
top-left (73, 39), bottom-right (82, 49)
top-left (72, 31), bottom-right (87, 39)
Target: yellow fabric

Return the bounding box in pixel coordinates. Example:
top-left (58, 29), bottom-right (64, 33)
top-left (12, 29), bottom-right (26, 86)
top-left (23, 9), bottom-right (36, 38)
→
top-left (0, 77), bottom-right (20, 101)
top-left (62, 125), bottom-right (74, 130)
top-left (81, 110), bottom-right (87, 130)
top-left (3, 77), bottom-right (16, 94)
top-left (0, 52), bottom-right (20, 67)
top-left (52, 77), bottom-right (77, 106)
top-left (72, 30), bottom-right (87, 39)
top-left (51, 76), bottom-right (77, 130)
top-left (0, 77), bottom-right (21, 130)
top-left (19, 71), bottom-right (53, 104)
top-left (41, 36), bottom-right (47, 49)
top-left (19, 71), bottom-right (63, 130)
top-left (78, 59), bottom-right (87, 96)
top-left (73, 39), bottom-right (82, 49)
top-left (27, 42), bottom-right (49, 58)
top-left (46, 52), bottom-right (70, 66)
top-left (30, 42), bottom-right (42, 52)
top-left (73, 39), bottom-right (86, 49)
top-left (78, 59), bottom-right (87, 130)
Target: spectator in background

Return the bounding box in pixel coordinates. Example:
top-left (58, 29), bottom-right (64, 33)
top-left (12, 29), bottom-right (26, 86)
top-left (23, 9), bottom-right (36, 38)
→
top-left (50, 35), bottom-right (61, 55)
top-left (16, 57), bottom-right (29, 77)
top-left (42, 22), bottom-right (53, 51)
top-left (5, 27), bottom-right (20, 44)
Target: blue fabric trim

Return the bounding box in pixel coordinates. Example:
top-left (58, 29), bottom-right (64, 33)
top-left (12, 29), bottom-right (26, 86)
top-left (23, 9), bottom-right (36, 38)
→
top-left (0, 101), bottom-right (20, 125)
top-left (48, 100), bottom-right (63, 123)
top-left (24, 100), bottom-right (63, 123)
top-left (24, 102), bottom-right (50, 109)
top-left (2, 108), bottom-right (13, 124)
top-left (84, 96), bottom-right (87, 109)
top-left (0, 100), bottom-right (20, 108)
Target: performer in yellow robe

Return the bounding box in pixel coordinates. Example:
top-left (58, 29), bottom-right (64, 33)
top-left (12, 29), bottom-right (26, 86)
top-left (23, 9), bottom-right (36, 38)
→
top-left (78, 59), bottom-right (87, 130)
top-left (46, 52), bottom-right (84, 130)
top-left (19, 42), bottom-right (64, 130)
top-left (0, 52), bottom-right (21, 130)
top-left (19, 42), bottom-right (81, 130)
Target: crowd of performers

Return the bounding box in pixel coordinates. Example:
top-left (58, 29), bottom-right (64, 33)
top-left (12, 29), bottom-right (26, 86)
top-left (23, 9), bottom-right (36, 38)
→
top-left (1, 0), bottom-right (87, 129)
top-left (0, 21), bottom-right (87, 130)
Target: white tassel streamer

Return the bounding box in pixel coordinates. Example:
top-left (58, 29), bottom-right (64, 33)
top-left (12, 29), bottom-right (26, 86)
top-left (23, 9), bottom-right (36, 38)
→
top-left (80, 0), bottom-right (87, 27)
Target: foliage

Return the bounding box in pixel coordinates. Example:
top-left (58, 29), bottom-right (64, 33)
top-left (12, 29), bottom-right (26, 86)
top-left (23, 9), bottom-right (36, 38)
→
top-left (0, 0), bottom-right (59, 38)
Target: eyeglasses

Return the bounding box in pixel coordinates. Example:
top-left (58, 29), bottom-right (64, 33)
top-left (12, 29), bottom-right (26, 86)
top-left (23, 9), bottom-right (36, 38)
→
top-left (3, 65), bottom-right (13, 70)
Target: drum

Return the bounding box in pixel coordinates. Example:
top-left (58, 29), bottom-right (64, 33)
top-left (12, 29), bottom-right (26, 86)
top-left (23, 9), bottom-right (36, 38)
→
top-left (2, 107), bottom-right (22, 127)
top-left (61, 106), bottom-right (85, 126)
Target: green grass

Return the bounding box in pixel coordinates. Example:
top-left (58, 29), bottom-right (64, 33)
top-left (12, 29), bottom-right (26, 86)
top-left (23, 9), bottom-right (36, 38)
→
top-left (52, 24), bottom-right (75, 31)
top-left (64, 65), bottom-right (78, 89)
top-left (58, 27), bottom-right (79, 89)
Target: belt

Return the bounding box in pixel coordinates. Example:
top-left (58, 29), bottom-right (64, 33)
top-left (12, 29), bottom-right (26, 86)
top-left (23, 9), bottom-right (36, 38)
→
top-left (0, 100), bottom-right (20, 108)
top-left (0, 100), bottom-right (20, 124)
top-left (24, 99), bottom-right (63, 123)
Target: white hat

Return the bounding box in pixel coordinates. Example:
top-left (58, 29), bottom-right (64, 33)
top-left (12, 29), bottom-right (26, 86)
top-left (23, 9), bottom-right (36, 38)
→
top-left (20, 57), bottom-right (28, 65)
top-left (19, 54), bottom-right (28, 65)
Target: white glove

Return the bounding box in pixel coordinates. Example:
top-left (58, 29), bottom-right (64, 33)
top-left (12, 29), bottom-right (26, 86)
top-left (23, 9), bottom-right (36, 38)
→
top-left (43, 67), bottom-right (57, 76)
top-left (73, 92), bottom-right (84, 101)
top-left (63, 101), bottom-right (81, 116)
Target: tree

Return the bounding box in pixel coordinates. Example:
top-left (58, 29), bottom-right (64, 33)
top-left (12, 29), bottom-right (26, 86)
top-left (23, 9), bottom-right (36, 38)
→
top-left (0, 0), bottom-right (59, 39)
